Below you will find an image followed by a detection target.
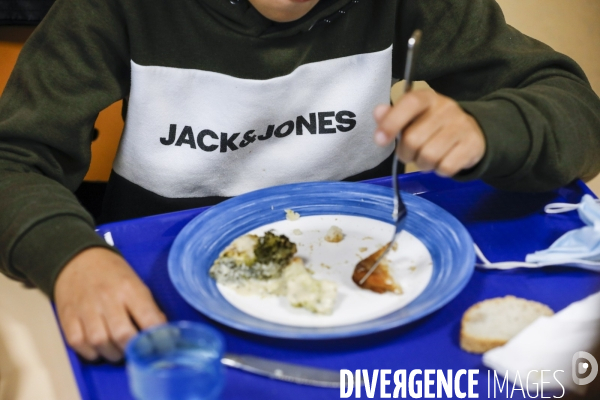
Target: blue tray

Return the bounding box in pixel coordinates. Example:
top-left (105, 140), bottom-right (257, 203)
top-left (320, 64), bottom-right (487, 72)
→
top-left (64, 172), bottom-right (600, 400)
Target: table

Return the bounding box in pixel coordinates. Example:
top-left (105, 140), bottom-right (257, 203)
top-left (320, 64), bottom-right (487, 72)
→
top-left (63, 172), bottom-right (600, 400)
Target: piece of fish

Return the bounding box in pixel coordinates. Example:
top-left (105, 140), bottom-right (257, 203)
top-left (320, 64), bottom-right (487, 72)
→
top-left (352, 244), bottom-right (402, 294)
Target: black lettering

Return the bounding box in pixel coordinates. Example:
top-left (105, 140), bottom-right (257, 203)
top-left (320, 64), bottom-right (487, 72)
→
top-left (258, 125), bottom-right (274, 141)
top-left (220, 132), bottom-right (240, 152)
top-left (175, 126), bottom-right (196, 149)
top-left (197, 129), bottom-right (218, 152)
top-left (296, 113), bottom-right (317, 135)
top-left (160, 124), bottom-right (177, 145)
top-left (275, 121), bottom-right (294, 138)
top-left (239, 130), bottom-right (257, 148)
top-left (318, 111), bottom-right (336, 134)
top-left (335, 111), bottom-right (357, 132)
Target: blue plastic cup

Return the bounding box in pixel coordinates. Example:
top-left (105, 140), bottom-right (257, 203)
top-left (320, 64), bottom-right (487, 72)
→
top-left (126, 321), bottom-right (225, 400)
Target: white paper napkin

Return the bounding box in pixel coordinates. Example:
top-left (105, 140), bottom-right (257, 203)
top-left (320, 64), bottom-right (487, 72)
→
top-left (483, 291), bottom-right (600, 394)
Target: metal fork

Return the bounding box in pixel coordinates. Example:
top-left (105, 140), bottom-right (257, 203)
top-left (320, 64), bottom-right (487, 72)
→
top-left (358, 29), bottom-right (422, 286)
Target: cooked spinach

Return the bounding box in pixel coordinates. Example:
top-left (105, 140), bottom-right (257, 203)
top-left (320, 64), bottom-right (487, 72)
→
top-left (254, 231), bottom-right (297, 267)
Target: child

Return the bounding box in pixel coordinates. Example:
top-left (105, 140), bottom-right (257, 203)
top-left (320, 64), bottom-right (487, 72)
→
top-left (1, 0), bottom-right (599, 361)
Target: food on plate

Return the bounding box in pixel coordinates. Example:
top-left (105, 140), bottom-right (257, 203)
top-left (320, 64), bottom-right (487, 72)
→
top-left (209, 232), bottom-right (337, 314)
top-left (293, 229), bottom-right (302, 235)
top-left (352, 244), bottom-right (402, 294)
top-left (460, 295), bottom-right (554, 354)
top-left (209, 232), bottom-right (295, 283)
top-left (283, 258), bottom-right (337, 314)
top-left (285, 209), bottom-right (300, 221)
top-left (324, 225), bottom-right (344, 243)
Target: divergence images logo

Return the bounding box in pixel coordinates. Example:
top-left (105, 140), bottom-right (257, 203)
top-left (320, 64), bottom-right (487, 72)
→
top-left (572, 351), bottom-right (598, 386)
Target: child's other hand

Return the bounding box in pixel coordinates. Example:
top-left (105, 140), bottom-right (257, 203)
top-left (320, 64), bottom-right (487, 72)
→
top-left (373, 89), bottom-right (486, 177)
top-left (54, 248), bottom-right (166, 362)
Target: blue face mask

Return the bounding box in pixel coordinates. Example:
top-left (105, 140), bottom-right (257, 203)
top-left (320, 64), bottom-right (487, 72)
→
top-left (476, 195), bottom-right (600, 271)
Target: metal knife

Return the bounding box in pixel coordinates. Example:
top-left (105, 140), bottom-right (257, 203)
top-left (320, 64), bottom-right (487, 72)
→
top-left (222, 353), bottom-right (344, 388)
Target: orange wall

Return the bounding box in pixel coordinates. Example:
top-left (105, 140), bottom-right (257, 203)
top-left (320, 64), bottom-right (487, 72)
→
top-left (0, 26), bottom-right (123, 182)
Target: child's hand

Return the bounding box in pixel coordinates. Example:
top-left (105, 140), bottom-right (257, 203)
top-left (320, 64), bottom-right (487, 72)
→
top-left (373, 89), bottom-right (486, 177)
top-left (54, 248), bottom-right (166, 362)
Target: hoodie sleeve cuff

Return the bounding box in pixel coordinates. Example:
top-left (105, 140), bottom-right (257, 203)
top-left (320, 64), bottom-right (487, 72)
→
top-left (455, 99), bottom-right (531, 182)
top-left (10, 215), bottom-right (118, 299)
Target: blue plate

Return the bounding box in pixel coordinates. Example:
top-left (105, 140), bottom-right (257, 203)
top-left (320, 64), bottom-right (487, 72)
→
top-left (168, 181), bottom-right (475, 339)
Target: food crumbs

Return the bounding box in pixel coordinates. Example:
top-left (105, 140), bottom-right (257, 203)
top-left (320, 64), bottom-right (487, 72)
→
top-left (409, 266), bottom-right (417, 272)
top-left (392, 242), bottom-right (398, 251)
top-left (324, 225), bottom-right (344, 243)
top-left (285, 209), bottom-right (300, 221)
top-left (362, 236), bottom-right (373, 241)
top-left (320, 263), bottom-right (331, 269)
top-left (293, 229), bottom-right (303, 235)
top-left (359, 247), bottom-right (368, 252)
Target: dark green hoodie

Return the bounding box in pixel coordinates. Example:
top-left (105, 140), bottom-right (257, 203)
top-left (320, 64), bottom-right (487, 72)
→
top-left (1, 0), bottom-right (599, 297)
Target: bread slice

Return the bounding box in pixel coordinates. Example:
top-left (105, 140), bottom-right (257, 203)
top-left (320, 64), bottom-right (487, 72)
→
top-left (460, 295), bottom-right (554, 354)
